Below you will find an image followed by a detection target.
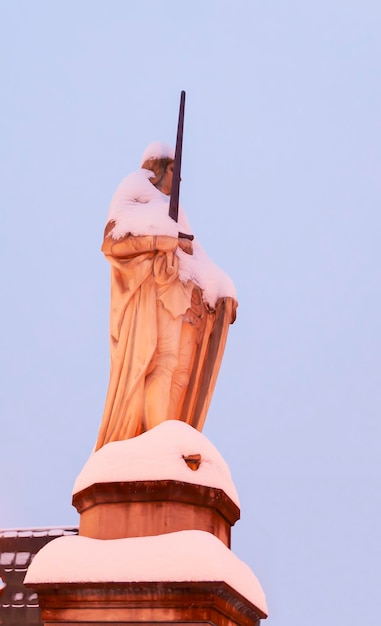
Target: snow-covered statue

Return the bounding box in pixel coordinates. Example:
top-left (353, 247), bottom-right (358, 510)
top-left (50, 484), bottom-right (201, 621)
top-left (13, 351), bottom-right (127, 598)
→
top-left (95, 141), bottom-right (237, 450)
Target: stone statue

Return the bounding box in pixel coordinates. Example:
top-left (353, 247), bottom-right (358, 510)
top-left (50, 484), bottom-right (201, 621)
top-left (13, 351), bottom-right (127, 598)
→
top-left (95, 142), bottom-right (237, 450)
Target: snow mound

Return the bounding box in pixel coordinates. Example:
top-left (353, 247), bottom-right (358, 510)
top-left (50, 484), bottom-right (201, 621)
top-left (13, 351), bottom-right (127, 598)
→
top-left (73, 420), bottom-right (239, 506)
top-left (140, 141), bottom-right (175, 165)
top-left (25, 529), bottom-right (267, 614)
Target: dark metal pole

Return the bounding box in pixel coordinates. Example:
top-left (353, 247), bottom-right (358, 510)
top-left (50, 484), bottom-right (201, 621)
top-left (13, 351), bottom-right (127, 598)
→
top-left (168, 90), bottom-right (186, 223)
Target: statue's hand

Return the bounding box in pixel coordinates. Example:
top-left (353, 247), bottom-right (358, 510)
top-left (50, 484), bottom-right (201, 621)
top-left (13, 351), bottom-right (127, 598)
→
top-left (178, 237), bottom-right (193, 255)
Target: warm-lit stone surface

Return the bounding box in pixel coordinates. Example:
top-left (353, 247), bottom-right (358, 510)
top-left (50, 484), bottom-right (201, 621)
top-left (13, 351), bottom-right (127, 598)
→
top-left (96, 151), bottom-right (237, 447)
top-left (74, 480), bottom-right (239, 546)
top-left (27, 581), bottom-right (267, 626)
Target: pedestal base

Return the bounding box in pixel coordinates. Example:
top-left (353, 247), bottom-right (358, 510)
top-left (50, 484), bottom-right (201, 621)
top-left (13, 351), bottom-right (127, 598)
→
top-left (35, 581), bottom-right (266, 626)
top-left (25, 423), bottom-right (268, 625)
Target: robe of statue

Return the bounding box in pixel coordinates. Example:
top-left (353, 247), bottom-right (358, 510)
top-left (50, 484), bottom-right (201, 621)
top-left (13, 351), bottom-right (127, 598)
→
top-left (95, 169), bottom-right (236, 450)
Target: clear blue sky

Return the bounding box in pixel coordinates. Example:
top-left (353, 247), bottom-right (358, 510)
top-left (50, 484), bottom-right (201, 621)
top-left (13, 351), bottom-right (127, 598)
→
top-left (1, 2), bottom-right (380, 625)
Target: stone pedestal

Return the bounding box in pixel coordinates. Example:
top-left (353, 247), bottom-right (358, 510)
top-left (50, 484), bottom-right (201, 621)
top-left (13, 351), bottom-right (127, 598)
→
top-left (34, 581), bottom-right (266, 625)
top-left (73, 479), bottom-right (239, 547)
top-left (25, 421), bottom-right (268, 625)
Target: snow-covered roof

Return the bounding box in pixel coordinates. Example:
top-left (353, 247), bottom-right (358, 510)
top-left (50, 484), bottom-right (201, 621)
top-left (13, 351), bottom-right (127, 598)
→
top-left (73, 421), bottom-right (239, 507)
top-left (0, 525), bottom-right (78, 623)
top-left (0, 526), bottom-right (78, 539)
top-left (24, 529), bottom-right (267, 614)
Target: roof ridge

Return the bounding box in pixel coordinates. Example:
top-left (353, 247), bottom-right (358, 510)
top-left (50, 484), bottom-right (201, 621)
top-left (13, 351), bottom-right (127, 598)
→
top-left (0, 525), bottom-right (78, 538)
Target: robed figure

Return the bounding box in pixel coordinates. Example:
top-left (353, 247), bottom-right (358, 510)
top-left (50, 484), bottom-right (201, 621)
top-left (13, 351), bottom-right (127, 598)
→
top-left (95, 142), bottom-right (237, 450)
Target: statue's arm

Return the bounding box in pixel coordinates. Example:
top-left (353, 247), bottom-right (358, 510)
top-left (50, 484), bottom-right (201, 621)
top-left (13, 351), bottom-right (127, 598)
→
top-left (102, 221), bottom-right (178, 260)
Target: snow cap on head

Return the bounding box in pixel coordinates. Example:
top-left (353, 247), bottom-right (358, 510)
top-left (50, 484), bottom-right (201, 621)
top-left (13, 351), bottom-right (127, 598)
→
top-left (140, 142), bottom-right (175, 167)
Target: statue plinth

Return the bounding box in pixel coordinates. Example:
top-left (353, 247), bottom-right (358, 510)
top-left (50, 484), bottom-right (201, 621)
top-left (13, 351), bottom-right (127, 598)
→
top-left (73, 479), bottom-right (239, 546)
top-left (25, 422), bottom-right (267, 625)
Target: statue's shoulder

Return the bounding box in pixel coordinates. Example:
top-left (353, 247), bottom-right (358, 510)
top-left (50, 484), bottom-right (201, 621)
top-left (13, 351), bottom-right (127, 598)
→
top-left (113, 169), bottom-right (155, 199)
top-left (108, 169), bottom-right (159, 219)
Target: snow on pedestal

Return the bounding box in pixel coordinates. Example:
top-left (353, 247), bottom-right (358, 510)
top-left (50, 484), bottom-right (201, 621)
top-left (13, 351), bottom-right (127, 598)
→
top-left (73, 420), bottom-right (239, 505)
top-left (72, 421), bottom-right (240, 545)
top-left (25, 530), bottom-right (267, 615)
top-left (25, 421), bottom-right (268, 624)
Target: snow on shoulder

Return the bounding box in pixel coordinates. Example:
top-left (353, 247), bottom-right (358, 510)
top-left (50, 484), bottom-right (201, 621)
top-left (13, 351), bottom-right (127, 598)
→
top-left (107, 169), bottom-right (181, 240)
top-left (24, 529), bottom-right (267, 614)
top-left (106, 164), bottom-right (236, 308)
top-left (73, 420), bottom-right (239, 506)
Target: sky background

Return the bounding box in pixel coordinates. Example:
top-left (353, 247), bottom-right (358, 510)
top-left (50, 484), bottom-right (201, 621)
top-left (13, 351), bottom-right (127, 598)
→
top-left (1, 1), bottom-right (380, 624)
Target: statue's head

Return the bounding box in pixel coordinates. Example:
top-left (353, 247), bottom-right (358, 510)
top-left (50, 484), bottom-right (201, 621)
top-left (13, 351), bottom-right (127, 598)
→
top-left (141, 142), bottom-right (175, 196)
